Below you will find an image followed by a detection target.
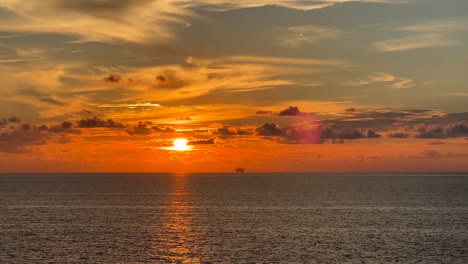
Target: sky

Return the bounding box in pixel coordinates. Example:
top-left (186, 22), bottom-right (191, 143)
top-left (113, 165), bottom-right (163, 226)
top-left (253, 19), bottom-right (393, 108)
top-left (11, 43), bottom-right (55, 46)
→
top-left (0, 0), bottom-right (467, 172)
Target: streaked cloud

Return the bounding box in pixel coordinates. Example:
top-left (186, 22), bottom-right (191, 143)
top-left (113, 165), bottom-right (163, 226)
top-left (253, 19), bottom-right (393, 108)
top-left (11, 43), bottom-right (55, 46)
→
top-left (346, 72), bottom-right (414, 88)
top-left (399, 17), bottom-right (468, 33)
top-left (0, 0), bottom-right (414, 44)
top-left (276, 25), bottom-right (342, 48)
top-left (0, 0), bottom-right (191, 43)
top-left (374, 17), bottom-right (468, 52)
top-left (374, 34), bottom-right (458, 52)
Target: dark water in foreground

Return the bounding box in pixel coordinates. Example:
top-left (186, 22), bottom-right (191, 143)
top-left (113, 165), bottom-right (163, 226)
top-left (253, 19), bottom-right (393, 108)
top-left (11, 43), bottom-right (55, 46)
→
top-left (1, 173), bottom-right (467, 263)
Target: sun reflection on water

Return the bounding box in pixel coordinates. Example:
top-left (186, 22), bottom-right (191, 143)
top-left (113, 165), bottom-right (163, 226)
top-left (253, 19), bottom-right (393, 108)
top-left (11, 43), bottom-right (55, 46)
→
top-left (154, 174), bottom-right (204, 263)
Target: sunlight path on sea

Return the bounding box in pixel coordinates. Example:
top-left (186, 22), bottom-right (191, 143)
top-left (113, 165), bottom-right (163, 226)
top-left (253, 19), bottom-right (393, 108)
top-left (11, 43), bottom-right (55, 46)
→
top-left (151, 174), bottom-right (205, 263)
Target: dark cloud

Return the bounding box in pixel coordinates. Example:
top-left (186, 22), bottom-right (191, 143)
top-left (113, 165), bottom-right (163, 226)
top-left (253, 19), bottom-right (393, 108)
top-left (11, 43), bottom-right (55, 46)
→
top-left (322, 127), bottom-right (363, 139)
top-left (345, 108), bottom-right (356, 113)
top-left (188, 138), bottom-right (215, 145)
top-left (278, 106), bottom-right (302, 116)
top-left (366, 129), bottom-right (381, 138)
top-left (256, 123), bottom-right (285, 136)
top-left (415, 126), bottom-right (447, 139)
top-left (338, 129), bottom-right (363, 139)
top-left (156, 75), bottom-right (167, 83)
top-left (282, 124), bottom-right (322, 144)
top-left (102, 74), bottom-right (123, 84)
top-left (389, 132), bottom-right (410, 138)
top-left (415, 123), bottom-right (468, 139)
top-left (152, 126), bottom-right (176, 133)
top-left (321, 127), bottom-right (382, 140)
top-left (0, 130), bottom-right (47, 154)
top-left (153, 71), bottom-right (190, 89)
top-left (256, 122), bottom-right (322, 144)
top-left (39, 95), bottom-right (66, 106)
top-left (213, 126), bottom-right (253, 136)
top-left (48, 121), bottom-right (81, 134)
top-left (176, 116), bottom-right (191, 121)
top-left (255, 110), bottom-right (274, 116)
top-left (126, 122), bottom-right (152, 136)
top-left (8, 115), bottom-right (20, 123)
top-left (449, 124), bottom-right (468, 134)
top-left (37, 125), bottom-right (49, 131)
top-left (322, 110), bottom-right (441, 131)
top-left (62, 121), bottom-right (73, 129)
top-left (21, 124), bottom-right (31, 131)
top-left (17, 88), bottom-right (66, 106)
top-left (80, 109), bottom-right (93, 115)
top-left (77, 116), bottom-right (124, 128)
top-left (213, 126), bottom-right (236, 136)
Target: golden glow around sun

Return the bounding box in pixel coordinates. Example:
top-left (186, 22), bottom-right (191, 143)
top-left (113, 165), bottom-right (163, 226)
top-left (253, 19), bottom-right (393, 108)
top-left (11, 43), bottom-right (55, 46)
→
top-left (172, 138), bottom-right (191, 151)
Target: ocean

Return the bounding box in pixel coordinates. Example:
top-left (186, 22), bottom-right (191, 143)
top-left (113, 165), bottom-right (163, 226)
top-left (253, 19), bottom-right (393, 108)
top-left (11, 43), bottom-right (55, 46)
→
top-left (1, 173), bottom-right (467, 263)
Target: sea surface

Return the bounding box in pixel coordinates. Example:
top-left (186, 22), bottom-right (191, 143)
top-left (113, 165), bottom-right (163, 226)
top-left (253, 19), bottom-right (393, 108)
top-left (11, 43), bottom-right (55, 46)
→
top-left (0, 173), bottom-right (467, 263)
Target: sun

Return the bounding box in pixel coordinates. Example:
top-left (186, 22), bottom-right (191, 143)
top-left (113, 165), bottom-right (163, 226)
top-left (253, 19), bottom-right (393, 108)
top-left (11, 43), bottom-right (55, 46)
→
top-left (172, 138), bottom-right (191, 151)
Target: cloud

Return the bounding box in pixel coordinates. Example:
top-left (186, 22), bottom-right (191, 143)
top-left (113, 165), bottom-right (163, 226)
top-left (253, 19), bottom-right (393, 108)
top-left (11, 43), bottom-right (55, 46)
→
top-left (256, 123), bottom-right (285, 136)
top-left (0, 0), bottom-right (191, 43)
top-left (178, 0), bottom-right (409, 12)
top-left (255, 122), bottom-right (322, 144)
top-left (226, 55), bottom-right (349, 67)
top-left (389, 132), bottom-right (410, 138)
top-left (76, 116), bottom-right (124, 128)
top-left (48, 121), bottom-right (81, 134)
top-left (374, 18), bottom-right (468, 52)
top-left (415, 123), bottom-right (468, 139)
top-left (80, 109), bottom-right (94, 115)
top-left (38, 95), bottom-right (66, 106)
top-left (391, 78), bottom-right (414, 89)
top-left (347, 72), bottom-right (414, 88)
top-left (276, 25), bottom-right (342, 48)
top-left (212, 125), bottom-right (253, 136)
top-left (104, 55), bottom-right (310, 102)
top-left (399, 18), bottom-right (468, 33)
top-left (0, 0), bottom-right (412, 45)
top-left (102, 74), bottom-right (124, 84)
top-left (21, 124), bottom-right (31, 131)
top-left (8, 115), bottom-right (21, 123)
top-left (188, 138), bottom-right (215, 145)
top-left (374, 34), bottom-right (458, 52)
top-left (152, 126), bottom-right (176, 133)
top-left (0, 130), bottom-right (47, 153)
top-left (126, 122), bottom-right (153, 136)
top-left (409, 149), bottom-right (468, 160)
top-left (17, 88), bottom-right (68, 106)
top-left (278, 106), bottom-right (302, 116)
top-left (256, 106), bottom-right (315, 117)
top-left (255, 110), bottom-right (274, 116)
top-left (366, 129), bottom-right (381, 138)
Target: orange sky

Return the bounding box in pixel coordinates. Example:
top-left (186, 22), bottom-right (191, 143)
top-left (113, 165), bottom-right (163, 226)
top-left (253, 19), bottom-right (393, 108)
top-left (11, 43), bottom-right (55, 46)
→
top-left (0, 0), bottom-right (467, 172)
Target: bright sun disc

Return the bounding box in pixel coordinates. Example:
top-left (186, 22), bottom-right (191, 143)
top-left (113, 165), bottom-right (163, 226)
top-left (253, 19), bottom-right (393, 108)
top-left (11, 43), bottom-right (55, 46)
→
top-left (173, 138), bottom-right (190, 151)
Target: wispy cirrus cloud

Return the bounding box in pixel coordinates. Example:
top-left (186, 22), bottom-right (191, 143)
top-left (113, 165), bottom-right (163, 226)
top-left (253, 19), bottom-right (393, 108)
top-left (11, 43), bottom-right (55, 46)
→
top-left (92, 55), bottom-right (347, 103)
top-left (0, 0), bottom-right (414, 44)
top-left (374, 34), bottom-right (458, 52)
top-left (276, 25), bottom-right (343, 48)
top-left (0, 0), bottom-right (192, 43)
top-left (346, 72), bottom-right (414, 88)
top-left (374, 17), bottom-right (468, 52)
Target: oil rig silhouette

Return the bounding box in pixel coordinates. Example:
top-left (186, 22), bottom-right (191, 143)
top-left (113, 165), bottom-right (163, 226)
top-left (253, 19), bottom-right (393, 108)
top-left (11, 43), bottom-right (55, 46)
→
top-left (235, 165), bottom-right (245, 173)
